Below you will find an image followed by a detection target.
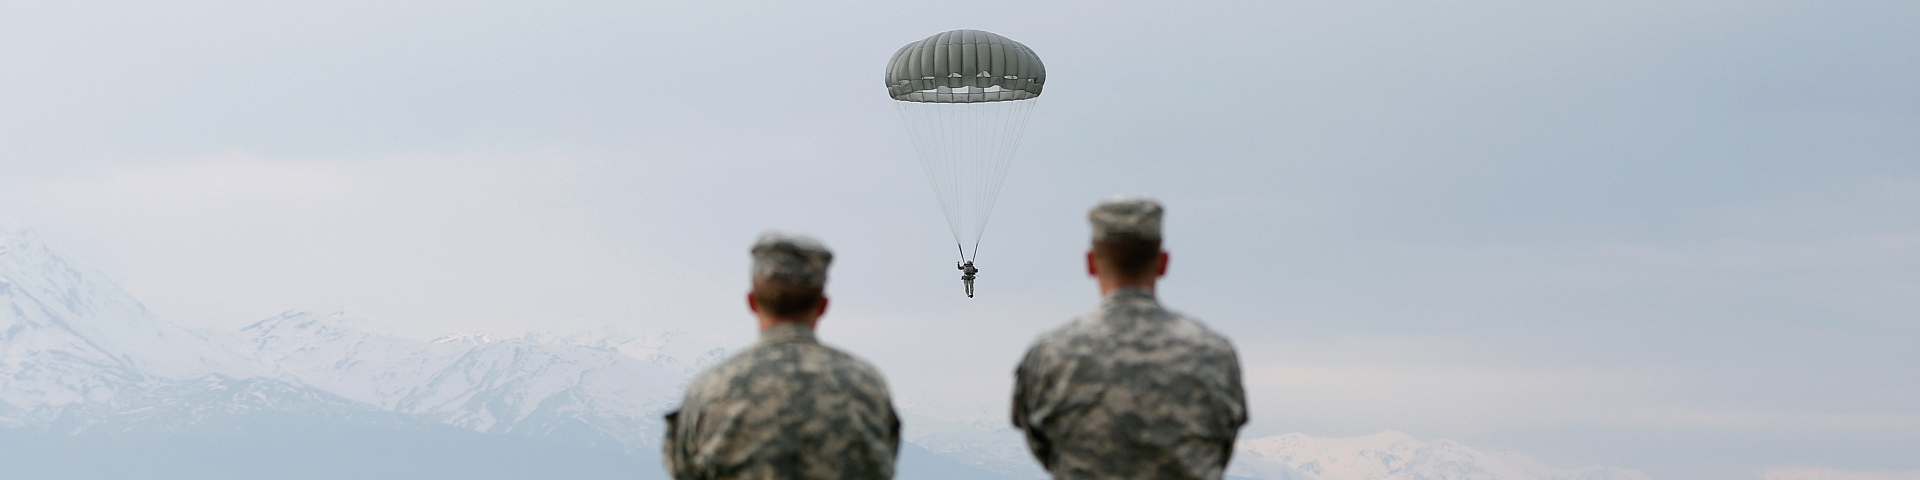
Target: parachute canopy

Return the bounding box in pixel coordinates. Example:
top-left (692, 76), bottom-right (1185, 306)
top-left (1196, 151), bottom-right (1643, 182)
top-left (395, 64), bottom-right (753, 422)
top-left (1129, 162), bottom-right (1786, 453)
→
top-left (885, 29), bottom-right (1046, 103)
top-left (886, 29), bottom-right (1045, 265)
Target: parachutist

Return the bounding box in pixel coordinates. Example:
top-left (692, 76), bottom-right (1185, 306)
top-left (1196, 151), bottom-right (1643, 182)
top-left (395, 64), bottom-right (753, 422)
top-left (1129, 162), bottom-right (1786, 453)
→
top-left (958, 261), bottom-right (979, 298)
top-left (892, 30), bottom-right (1043, 292)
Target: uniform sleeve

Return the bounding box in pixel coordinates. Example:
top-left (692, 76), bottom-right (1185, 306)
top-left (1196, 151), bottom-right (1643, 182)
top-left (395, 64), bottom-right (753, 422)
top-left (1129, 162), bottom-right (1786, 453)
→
top-left (865, 371), bottom-right (904, 479)
top-left (886, 401), bottom-right (903, 463)
top-left (661, 409), bottom-right (700, 480)
top-left (665, 380), bottom-right (725, 480)
top-left (1215, 343), bottom-right (1250, 469)
top-left (1011, 346), bottom-right (1054, 468)
top-left (835, 357), bottom-right (903, 480)
top-left (1226, 346), bottom-right (1248, 428)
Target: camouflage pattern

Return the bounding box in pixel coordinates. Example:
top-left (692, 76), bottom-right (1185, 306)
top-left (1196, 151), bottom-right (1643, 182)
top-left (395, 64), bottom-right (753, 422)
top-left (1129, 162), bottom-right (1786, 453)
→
top-left (751, 231), bottom-right (833, 288)
top-left (1088, 196), bottom-right (1164, 241)
top-left (663, 323), bottom-right (900, 480)
top-left (1013, 288), bottom-right (1247, 480)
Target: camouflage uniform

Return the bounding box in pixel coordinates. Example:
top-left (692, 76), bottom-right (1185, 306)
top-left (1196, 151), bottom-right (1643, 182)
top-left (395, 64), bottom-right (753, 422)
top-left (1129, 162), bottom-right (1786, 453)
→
top-left (662, 231), bottom-right (901, 480)
top-left (1012, 197), bottom-right (1248, 480)
top-left (664, 324), bottom-right (900, 480)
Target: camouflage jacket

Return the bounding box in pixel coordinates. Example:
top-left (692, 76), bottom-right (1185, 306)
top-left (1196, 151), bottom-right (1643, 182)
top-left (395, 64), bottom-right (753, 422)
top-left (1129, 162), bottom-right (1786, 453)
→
top-left (663, 323), bottom-right (900, 480)
top-left (1012, 288), bottom-right (1248, 480)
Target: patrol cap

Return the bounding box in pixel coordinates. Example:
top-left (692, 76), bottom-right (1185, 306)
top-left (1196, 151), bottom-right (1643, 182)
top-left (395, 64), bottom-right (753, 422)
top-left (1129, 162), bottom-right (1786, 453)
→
top-left (750, 231), bottom-right (833, 288)
top-left (1088, 196), bottom-right (1164, 242)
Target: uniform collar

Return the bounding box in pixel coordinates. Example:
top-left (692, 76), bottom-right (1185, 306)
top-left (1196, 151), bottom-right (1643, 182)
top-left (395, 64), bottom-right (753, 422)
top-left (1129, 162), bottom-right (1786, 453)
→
top-left (1103, 287), bottom-right (1158, 304)
top-left (759, 322), bottom-right (818, 344)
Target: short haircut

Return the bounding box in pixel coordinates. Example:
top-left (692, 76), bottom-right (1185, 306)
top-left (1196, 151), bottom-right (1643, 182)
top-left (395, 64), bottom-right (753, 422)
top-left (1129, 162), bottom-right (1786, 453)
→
top-left (1093, 238), bottom-right (1162, 278)
top-left (752, 278), bottom-right (825, 317)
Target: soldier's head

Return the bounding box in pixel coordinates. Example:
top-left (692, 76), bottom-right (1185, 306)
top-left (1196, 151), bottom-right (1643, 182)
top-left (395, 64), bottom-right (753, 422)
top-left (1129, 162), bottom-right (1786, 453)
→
top-left (747, 231), bottom-right (832, 330)
top-left (1085, 196), bottom-right (1169, 293)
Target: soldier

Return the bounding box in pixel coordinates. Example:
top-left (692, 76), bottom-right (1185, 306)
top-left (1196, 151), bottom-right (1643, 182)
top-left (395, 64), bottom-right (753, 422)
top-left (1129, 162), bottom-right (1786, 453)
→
top-left (663, 231), bottom-right (901, 480)
top-left (1011, 196), bottom-right (1248, 480)
top-left (958, 260), bottom-right (980, 297)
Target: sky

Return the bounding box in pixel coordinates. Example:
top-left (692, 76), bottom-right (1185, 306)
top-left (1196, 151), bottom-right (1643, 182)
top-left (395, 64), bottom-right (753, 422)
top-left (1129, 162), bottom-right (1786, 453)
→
top-left (2, 1), bottom-right (1917, 479)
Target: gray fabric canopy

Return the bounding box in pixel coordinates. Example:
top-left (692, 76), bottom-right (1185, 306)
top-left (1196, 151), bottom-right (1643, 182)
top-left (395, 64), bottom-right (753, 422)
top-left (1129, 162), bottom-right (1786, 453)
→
top-left (885, 29), bottom-right (1045, 103)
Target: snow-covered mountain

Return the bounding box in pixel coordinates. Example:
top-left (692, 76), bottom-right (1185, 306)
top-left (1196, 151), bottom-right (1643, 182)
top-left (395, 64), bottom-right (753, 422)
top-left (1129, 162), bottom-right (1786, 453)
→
top-left (898, 406), bottom-right (1050, 479)
top-left (1228, 431), bottom-right (1654, 480)
top-left (0, 224), bottom-right (728, 450)
top-left (0, 225), bottom-right (259, 428)
top-left (0, 225), bottom-right (1026, 479)
top-left (230, 310), bottom-right (726, 450)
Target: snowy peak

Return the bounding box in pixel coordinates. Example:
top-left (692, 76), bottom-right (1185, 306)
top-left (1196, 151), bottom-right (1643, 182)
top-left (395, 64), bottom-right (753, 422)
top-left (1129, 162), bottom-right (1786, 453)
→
top-left (0, 226), bottom-right (150, 324)
top-left (1, 226), bottom-right (255, 419)
top-left (230, 309), bottom-right (721, 450)
top-left (434, 326), bottom-right (730, 376)
top-left (234, 310), bottom-right (468, 409)
top-left (433, 333), bottom-right (494, 345)
top-left (393, 333), bottom-right (693, 447)
top-left (242, 310), bottom-right (397, 339)
top-left (1, 225), bottom-right (160, 366)
top-left (1231, 431), bottom-right (1652, 480)
top-left (522, 327), bottom-right (731, 377)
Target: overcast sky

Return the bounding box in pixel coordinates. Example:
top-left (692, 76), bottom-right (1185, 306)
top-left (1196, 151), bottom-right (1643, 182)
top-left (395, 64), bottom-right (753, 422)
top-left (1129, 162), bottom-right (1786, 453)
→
top-left (3, 1), bottom-right (1917, 479)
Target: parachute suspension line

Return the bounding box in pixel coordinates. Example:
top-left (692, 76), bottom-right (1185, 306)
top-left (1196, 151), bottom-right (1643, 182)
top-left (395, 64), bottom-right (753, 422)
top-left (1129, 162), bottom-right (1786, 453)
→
top-left (896, 98), bottom-right (1038, 264)
top-left (949, 103), bottom-right (970, 259)
top-left (976, 98), bottom-right (1037, 261)
top-left (948, 105), bottom-right (968, 262)
top-left (897, 102), bottom-right (963, 251)
top-left (967, 103), bottom-right (996, 262)
top-left (946, 105), bottom-right (970, 263)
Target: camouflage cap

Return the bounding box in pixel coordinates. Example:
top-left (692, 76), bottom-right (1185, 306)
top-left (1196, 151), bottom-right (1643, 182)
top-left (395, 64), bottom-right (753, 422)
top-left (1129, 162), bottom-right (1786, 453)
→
top-left (750, 231), bottom-right (833, 288)
top-left (1088, 196), bottom-right (1164, 241)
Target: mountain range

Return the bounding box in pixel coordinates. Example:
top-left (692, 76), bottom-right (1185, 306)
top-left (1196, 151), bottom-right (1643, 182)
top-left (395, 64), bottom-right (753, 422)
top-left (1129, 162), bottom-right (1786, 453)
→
top-left (0, 225), bottom-right (1652, 480)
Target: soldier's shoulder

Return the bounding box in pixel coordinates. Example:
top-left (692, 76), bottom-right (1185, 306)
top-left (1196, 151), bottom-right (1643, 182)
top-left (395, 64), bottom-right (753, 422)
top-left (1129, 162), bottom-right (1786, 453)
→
top-left (1026, 304), bottom-right (1236, 355)
top-left (1166, 307), bottom-right (1231, 336)
top-left (809, 342), bottom-right (890, 384)
top-left (682, 344), bottom-right (760, 395)
top-left (1028, 310), bottom-right (1094, 345)
top-left (681, 340), bottom-right (892, 405)
top-left (1033, 299), bottom-right (1189, 342)
top-left (1164, 308), bottom-right (1238, 350)
top-left (690, 338), bottom-right (805, 378)
top-left (1020, 309), bottom-right (1115, 363)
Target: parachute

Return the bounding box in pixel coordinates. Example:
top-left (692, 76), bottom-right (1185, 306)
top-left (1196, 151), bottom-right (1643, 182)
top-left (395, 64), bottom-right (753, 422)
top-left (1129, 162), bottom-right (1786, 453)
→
top-left (886, 29), bottom-right (1045, 291)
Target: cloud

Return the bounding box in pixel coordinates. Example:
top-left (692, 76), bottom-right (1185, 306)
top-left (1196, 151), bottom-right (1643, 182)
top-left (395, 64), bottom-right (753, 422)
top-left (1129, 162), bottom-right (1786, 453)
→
top-left (1242, 358), bottom-right (1652, 432)
top-left (0, 152), bottom-right (657, 337)
top-left (1241, 338), bottom-right (1920, 436)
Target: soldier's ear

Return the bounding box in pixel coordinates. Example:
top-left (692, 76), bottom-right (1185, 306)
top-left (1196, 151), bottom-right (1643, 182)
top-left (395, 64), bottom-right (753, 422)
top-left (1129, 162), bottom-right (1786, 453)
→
top-left (1086, 251), bottom-right (1099, 277)
top-left (746, 291), bottom-right (760, 314)
top-left (814, 297), bottom-right (829, 318)
top-left (1155, 251), bottom-right (1169, 278)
